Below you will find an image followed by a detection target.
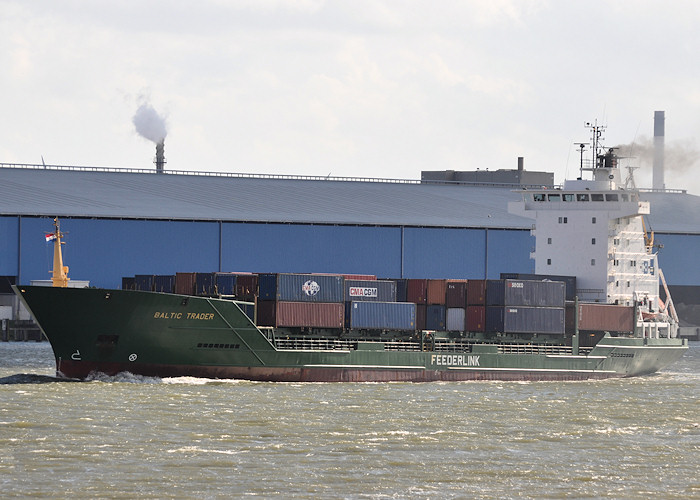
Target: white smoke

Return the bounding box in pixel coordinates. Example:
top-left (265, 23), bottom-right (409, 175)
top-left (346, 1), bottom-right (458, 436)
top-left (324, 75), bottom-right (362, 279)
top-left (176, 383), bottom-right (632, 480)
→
top-left (132, 103), bottom-right (167, 143)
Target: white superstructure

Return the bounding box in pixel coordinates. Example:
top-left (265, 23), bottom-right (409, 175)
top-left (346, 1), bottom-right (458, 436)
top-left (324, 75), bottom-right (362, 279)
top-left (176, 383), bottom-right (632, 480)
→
top-left (508, 124), bottom-right (678, 338)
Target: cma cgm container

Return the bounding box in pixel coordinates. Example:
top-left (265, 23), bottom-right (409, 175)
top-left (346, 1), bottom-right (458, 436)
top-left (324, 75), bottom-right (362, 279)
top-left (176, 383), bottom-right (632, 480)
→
top-left (426, 304), bottom-right (446, 330)
top-left (426, 279), bottom-right (448, 305)
top-left (175, 272), bottom-right (196, 295)
top-left (445, 281), bottom-right (468, 308)
top-left (259, 273), bottom-right (344, 303)
top-left (566, 303), bottom-right (635, 333)
top-left (486, 280), bottom-right (565, 308)
top-left (466, 279), bottom-right (486, 305)
top-left (345, 280), bottom-right (396, 302)
top-left (446, 307), bottom-right (466, 331)
top-left (501, 273), bottom-right (577, 302)
top-left (154, 275), bottom-right (175, 293)
top-left (347, 301), bottom-right (416, 331)
top-left (256, 301), bottom-right (344, 328)
top-left (486, 306), bottom-right (565, 335)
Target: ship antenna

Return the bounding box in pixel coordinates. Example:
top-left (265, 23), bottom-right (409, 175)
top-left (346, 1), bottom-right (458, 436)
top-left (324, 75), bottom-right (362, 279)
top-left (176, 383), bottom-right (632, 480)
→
top-left (49, 217), bottom-right (70, 287)
top-left (574, 142), bottom-right (588, 179)
top-left (584, 120), bottom-right (606, 171)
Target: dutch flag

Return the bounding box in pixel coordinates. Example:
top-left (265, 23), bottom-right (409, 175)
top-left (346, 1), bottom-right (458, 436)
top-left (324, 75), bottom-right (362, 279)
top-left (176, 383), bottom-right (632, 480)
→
top-left (45, 233), bottom-right (57, 242)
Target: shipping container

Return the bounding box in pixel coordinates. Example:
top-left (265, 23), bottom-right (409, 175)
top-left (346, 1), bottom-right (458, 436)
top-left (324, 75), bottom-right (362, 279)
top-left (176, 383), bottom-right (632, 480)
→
top-left (486, 279), bottom-right (565, 308)
top-left (501, 273), bottom-right (577, 302)
top-left (485, 306), bottom-right (565, 335)
top-left (275, 274), bottom-right (344, 302)
top-left (415, 304), bottom-right (426, 330)
top-left (426, 279), bottom-right (448, 305)
top-left (175, 272), bottom-right (196, 295)
top-left (394, 279), bottom-right (408, 302)
top-left (255, 300), bottom-right (344, 328)
top-left (466, 279), bottom-right (486, 305)
top-left (446, 307), bottom-right (466, 331)
top-left (235, 274), bottom-right (258, 301)
top-left (345, 280), bottom-right (396, 302)
top-left (347, 301), bottom-right (416, 331)
top-left (341, 274), bottom-right (377, 280)
top-left (195, 272), bottom-right (216, 296)
top-left (154, 275), bottom-right (175, 293)
top-left (134, 274), bottom-right (154, 292)
top-left (215, 273), bottom-right (237, 295)
top-left (406, 279), bottom-right (428, 304)
top-left (257, 274), bottom-right (277, 300)
top-left (565, 303), bottom-right (635, 333)
top-left (466, 305), bottom-right (485, 332)
top-left (426, 304), bottom-right (446, 330)
top-left (121, 277), bottom-right (135, 291)
top-left (445, 281), bottom-right (468, 308)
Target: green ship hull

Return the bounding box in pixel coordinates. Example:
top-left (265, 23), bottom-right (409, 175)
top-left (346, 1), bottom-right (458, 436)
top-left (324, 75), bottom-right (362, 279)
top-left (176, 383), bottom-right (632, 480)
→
top-left (14, 286), bottom-right (688, 382)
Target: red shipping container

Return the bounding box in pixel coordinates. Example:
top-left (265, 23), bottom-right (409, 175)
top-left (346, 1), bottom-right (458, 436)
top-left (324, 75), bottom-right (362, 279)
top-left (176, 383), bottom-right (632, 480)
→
top-left (466, 305), bottom-right (486, 332)
top-left (258, 301), bottom-right (344, 329)
top-left (426, 279), bottom-right (448, 305)
top-left (175, 272), bottom-right (196, 295)
top-left (467, 279), bottom-right (486, 305)
top-left (445, 281), bottom-right (468, 308)
top-left (407, 279), bottom-right (428, 304)
top-left (576, 303), bottom-right (635, 333)
top-left (415, 304), bottom-right (427, 330)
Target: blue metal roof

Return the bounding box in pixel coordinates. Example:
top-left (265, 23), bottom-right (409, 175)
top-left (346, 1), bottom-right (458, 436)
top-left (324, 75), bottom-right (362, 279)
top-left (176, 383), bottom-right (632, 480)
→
top-left (1, 164), bottom-right (698, 233)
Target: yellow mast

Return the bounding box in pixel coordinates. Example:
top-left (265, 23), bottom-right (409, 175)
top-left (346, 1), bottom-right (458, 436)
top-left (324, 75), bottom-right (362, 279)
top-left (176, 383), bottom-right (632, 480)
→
top-left (50, 218), bottom-right (70, 287)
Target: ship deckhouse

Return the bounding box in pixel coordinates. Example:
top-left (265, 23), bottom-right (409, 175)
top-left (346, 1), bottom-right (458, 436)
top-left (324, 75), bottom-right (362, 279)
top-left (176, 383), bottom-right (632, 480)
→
top-left (509, 129), bottom-right (661, 309)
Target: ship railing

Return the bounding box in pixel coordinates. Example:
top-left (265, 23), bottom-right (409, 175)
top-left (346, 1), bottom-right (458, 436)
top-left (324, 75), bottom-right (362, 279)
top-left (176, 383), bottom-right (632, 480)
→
top-left (433, 340), bottom-right (474, 353)
top-left (273, 337), bottom-right (357, 351)
top-left (383, 341), bottom-right (422, 351)
top-left (497, 344), bottom-right (587, 356)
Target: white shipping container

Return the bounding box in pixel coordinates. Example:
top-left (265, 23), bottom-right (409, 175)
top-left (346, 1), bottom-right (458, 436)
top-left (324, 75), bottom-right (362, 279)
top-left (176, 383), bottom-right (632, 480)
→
top-left (446, 307), bottom-right (466, 331)
top-left (0, 306), bottom-right (12, 320)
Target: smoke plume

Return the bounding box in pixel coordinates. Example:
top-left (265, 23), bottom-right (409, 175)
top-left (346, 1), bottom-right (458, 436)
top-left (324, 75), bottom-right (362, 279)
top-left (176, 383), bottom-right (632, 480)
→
top-left (133, 103), bottom-right (167, 143)
top-left (612, 135), bottom-right (700, 174)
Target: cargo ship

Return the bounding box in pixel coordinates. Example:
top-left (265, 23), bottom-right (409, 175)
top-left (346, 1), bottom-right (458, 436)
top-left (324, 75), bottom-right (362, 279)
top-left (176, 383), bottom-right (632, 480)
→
top-left (14, 129), bottom-right (688, 381)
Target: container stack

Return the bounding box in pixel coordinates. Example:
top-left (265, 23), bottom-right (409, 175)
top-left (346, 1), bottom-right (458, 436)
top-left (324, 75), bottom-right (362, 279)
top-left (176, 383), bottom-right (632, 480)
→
top-left (485, 279), bottom-right (566, 335)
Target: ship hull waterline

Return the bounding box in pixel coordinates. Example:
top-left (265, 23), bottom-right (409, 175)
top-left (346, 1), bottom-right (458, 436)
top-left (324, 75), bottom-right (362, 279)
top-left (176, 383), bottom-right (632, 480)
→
top-left (14, 286), bottom-right (688, 382)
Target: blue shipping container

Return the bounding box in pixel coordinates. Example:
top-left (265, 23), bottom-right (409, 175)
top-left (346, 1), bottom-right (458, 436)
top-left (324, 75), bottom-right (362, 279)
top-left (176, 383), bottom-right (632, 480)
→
top-left (154, 275), bottom-right (175, 293)
top-left (215, 273), bottom-right (237, 295)
top-left (485, 306), bottom-right (565, 334)
top-left (134, 274), bottom-right (154, 292)
top-left (345, 280), bottom-right (396, 302)
top-left (195, 272), bottom-right (216, 296)
top-left (273, 274), bottom-right (344, 303)
top-left (347, 301), bottom-right (416, 331)
top-left (426, 304), bottom-right (446, 331)
top-left (257, 274), bottom-right (277, 300)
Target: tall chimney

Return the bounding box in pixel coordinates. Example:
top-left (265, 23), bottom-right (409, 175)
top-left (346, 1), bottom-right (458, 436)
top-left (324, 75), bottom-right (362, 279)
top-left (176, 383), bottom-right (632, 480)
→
top-left (155, 140), bottom-right (166, 173)
top-left (517, 157), bottom-right (524, 172)
top-left (653, 111), bottom-right (664, 190)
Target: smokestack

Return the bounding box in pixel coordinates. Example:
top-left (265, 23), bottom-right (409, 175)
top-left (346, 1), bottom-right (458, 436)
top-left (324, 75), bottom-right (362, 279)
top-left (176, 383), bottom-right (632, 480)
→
top-left (517, 157), bottom-right (524, 172)
top-left (653, 111), bottom-right (665, 190)
top-left (155, 140), bottom-right (166, 173)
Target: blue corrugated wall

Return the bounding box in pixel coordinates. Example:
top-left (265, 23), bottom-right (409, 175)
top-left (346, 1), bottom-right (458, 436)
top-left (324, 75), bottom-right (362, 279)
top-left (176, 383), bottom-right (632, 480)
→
top-left (3, 215), bottom-right (697, 288)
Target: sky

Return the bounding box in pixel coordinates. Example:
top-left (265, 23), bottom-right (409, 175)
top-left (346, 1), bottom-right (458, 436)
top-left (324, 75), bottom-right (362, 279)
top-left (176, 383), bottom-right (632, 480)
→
top-left (3, 1), bottom-right (700, 193)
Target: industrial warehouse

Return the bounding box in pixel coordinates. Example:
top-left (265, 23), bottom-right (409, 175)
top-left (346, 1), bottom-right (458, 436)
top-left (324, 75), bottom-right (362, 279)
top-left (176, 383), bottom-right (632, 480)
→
top-left (2, 152), bottom-right (700, 341)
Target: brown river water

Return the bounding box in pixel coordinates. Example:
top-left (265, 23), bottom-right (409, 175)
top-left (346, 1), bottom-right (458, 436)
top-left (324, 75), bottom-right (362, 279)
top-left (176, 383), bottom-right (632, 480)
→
top-left (1, 342), bottom-right (698, 499)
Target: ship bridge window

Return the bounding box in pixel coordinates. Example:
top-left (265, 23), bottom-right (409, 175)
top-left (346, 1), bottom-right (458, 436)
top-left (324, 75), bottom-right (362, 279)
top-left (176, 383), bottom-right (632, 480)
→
top-left (577, 194), bottom-right (590, 201)
top-left (562, 193), bottom-right (575, 202)
top-left (591, 193), bottom-right (604, 201)
top-left (621, 194), bottom-right (629, 201)
top-left (533, 193), bottom-right (545, 202)
top-left (548, 194), bottom-right (561, 201)
top-left (606, 193), bottom-right (619, 201)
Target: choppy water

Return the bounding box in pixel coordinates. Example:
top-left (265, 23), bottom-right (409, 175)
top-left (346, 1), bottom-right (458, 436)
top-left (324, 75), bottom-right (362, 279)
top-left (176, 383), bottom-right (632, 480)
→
top-left (0, 342), bottom-right (698, 499)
